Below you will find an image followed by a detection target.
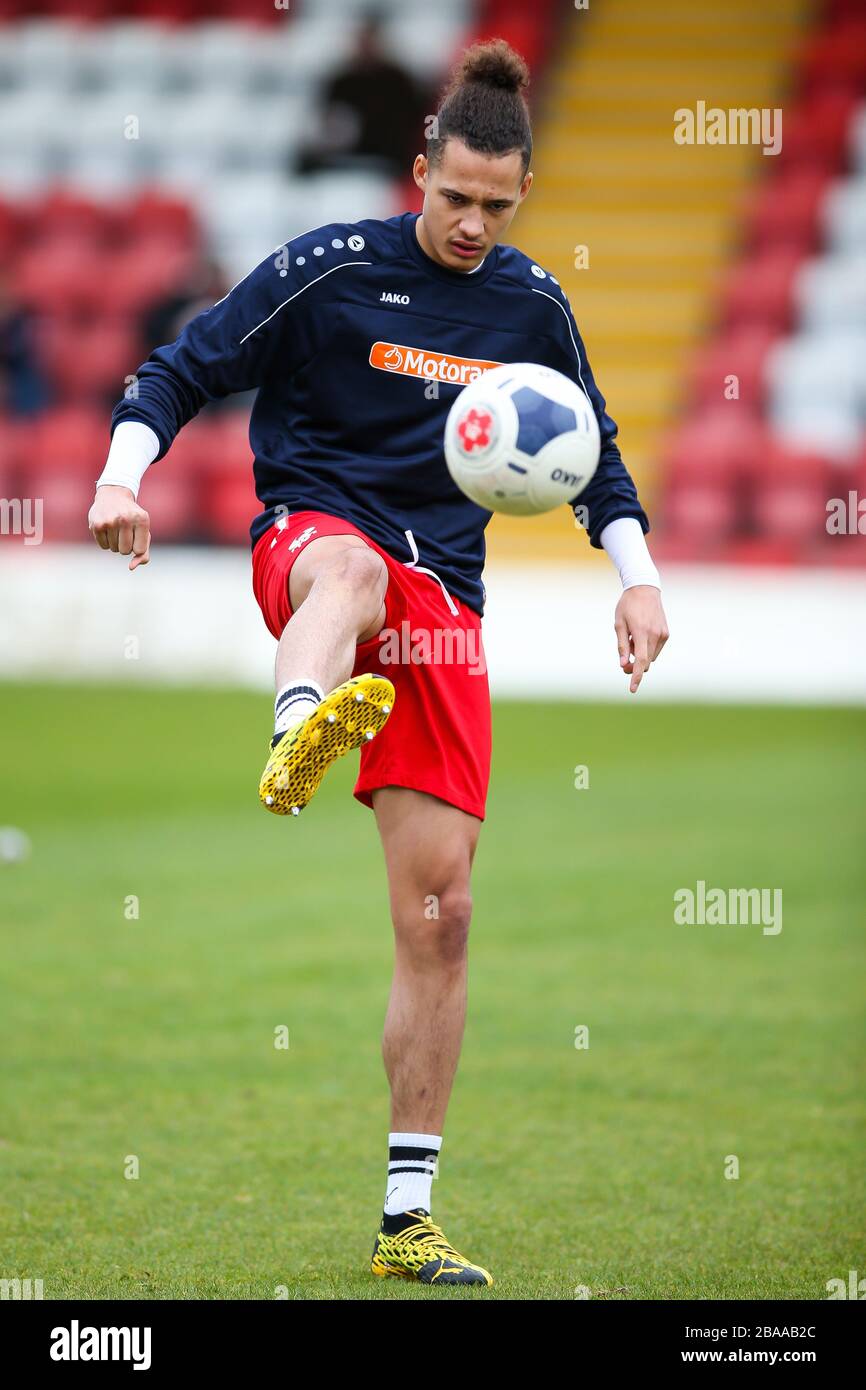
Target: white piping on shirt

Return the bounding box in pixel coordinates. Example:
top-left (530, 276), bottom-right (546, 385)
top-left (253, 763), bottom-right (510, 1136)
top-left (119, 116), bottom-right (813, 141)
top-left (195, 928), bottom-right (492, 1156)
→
top-left (403, 529), bottom-right (460, 616)
top-left (530, 286), bottom-right (593, 408)
top-left (238, 261), bottom-right (372, 345)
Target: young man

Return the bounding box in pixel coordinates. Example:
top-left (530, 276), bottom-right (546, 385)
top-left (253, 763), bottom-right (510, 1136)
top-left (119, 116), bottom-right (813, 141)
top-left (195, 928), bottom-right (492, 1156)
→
top-left (89, 40), bottom-right (669, 1287)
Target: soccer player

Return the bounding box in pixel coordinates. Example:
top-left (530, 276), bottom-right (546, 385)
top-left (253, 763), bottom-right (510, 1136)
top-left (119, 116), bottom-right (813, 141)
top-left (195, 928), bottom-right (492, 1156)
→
top-left (88, 40), bottom-right (669, 1287)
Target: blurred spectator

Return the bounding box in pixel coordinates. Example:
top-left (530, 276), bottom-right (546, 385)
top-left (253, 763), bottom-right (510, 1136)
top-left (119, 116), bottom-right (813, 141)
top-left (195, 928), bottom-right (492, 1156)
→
top-left (142, 255), bottom-right (230, 350)
top-left (141, 256), bottom-right (248, 415)
top-left (0, 270), bottom-right (52, 417)
top-left (295, 10), bottom-right (431, 179)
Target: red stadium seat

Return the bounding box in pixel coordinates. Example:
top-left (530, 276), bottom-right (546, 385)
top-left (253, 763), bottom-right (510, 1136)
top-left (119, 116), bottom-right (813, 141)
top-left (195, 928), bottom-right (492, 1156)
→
top-left (798, 18), bottom-right (866, 94)
top-left (662, 482), bottom-right (738, 546)
top-left (13, 244), bottom-right (107, 315)
top-left (26, 406), bottom-right (107, 477)
top-left (742, 168), bottom-right (830, 255)
top-left (195, 415), bottom-right (257, 545)
top-left (720, 248), bottom-right (803, 332)
top-left (0, 198), bottom-right (25, 263)
top-left (126, 0), bottom-right (201, 20)
top-left (664, 408), bottom-right (768, 487)
top-left (775, 89), bottom-right (859, 172)
top-left (100, 245), bottom-right (196, 314)
top-left (28, 188), bottom-right (119, 249)
top-left (121, 190), bottom-right (201, 252)
top-left (750, 443), bottom-right (833, 547)
top-left (207, 0), bottom-right (287, 20)
top-left (39, 0), bottom-right (118, 17)
top-left (37, 316), bottom-right (143, 405)
top-left (688, 327), bottom-right (777, 411)
top-left (136, 463), bottom-right (200, 542)
top-left (0, 414), bottom-right (25, 496)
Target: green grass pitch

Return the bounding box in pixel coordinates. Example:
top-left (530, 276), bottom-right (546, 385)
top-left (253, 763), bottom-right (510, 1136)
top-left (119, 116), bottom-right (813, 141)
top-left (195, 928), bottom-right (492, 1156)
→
top-left (0, 683), bottom-right (863, 1299)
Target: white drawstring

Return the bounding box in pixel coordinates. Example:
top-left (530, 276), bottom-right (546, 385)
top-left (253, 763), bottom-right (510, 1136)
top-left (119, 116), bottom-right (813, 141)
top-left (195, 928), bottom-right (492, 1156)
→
top-left (403, 529), bottom-right (460, 617)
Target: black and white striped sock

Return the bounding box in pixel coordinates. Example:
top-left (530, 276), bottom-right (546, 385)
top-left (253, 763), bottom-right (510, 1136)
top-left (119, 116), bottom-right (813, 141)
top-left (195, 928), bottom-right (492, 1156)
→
top-left (272, 679), bottom-right (324, 745)
top-left (384, 1131), bottom-right (442, 1218)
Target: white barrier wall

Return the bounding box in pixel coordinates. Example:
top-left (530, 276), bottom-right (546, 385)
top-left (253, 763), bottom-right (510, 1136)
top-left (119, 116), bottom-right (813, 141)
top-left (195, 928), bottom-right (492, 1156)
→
top-left (1, 545), bottom-right (865, 703)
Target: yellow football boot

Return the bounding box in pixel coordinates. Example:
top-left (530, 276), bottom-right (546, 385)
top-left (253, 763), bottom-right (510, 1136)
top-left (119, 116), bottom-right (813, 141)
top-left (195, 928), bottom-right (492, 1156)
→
top-left (259, 673), bottom-right (394, 816)
top-left (371, 1209), bottom-right (493, 1286)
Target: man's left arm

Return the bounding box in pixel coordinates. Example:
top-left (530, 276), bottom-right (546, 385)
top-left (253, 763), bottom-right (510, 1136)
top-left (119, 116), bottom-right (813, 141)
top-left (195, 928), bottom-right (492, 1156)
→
top-left (541, 288), bottom-right (670, 692)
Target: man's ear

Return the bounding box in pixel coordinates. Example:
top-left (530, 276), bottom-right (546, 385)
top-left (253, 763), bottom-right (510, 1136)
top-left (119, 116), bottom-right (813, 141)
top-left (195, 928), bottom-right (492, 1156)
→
top-left (519, 170), bottom-right (533, 203)
top-left (413, 153), bottom-right (428, 193)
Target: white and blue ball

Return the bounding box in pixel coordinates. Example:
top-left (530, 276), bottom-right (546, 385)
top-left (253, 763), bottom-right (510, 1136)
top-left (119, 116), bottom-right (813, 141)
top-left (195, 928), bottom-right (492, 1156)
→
top-left (444, 361), bottom-right (600, 516)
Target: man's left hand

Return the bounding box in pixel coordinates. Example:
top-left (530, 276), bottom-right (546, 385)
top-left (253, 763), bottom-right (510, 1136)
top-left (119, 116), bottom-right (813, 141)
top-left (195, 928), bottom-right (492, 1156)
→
top-left (614, 586), bottom-right (669, 694)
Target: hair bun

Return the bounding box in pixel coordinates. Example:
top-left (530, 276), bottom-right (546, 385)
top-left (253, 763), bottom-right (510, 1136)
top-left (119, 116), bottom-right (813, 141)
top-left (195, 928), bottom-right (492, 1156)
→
top-left (460, 39), bottom-right (530, 94)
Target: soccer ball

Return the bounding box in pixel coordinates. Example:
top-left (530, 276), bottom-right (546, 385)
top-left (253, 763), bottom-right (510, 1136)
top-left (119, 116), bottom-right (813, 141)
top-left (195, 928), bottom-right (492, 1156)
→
top-left (443, 362), bottom-right (600, 516)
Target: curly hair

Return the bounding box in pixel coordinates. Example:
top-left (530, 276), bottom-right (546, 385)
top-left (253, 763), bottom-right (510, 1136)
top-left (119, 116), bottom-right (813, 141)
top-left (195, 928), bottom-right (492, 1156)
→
top-left (427, 39), bottom-right (532, 175)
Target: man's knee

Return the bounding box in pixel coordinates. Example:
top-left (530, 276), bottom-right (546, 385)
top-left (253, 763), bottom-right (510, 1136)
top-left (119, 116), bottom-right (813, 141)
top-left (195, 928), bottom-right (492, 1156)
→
top-left (289, 538), bottom-right (387, 625)
top-left (396, 883), bottom-right (473, 966)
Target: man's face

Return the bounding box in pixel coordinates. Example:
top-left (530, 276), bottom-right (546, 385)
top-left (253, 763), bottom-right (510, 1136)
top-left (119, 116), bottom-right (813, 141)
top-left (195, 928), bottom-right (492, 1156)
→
top-left (412, 138), bottom-right (532, 271)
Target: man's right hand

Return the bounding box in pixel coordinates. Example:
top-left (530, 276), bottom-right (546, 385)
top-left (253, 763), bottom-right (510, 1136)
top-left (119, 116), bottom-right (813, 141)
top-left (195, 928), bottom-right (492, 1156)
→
top-left (87, 485), bottom-right (151, 571)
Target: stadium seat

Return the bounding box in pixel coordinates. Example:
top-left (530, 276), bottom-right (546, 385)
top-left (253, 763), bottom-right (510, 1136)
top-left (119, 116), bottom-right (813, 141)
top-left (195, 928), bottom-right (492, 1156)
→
top-left (194, 414), bottom-right (257, 545)
top-left (776, 89), bottom-right (860, 173)
top-left (135, 462), bottom-right (200, 542)
top-left (664, 409), bottom-right (768, 488)
top-left (765, 331), bottom-right (866, 439)
top-left (15, 465), bottom-right (90, 541)
top-left (688, 327), bottom-right (777, 411)
top-left (720, 249), bottom-right (803, 332)
top-left (123, 188), bottom-right (201, 249)
top-left (100, 244), bottom-right (196, 314)
top-left (797, 17), bottom-right (866, 94)
top-left (795, 253), bottom-right (866, 333)
top-left (742, 168), bottom-right (830, 254)
top-left (751, 443), bottom-right (835, 548)
top-left (27, 406), bottom-right (107, 476)
top-left (14, 243), bottom-right (108, 314)
top-left (37, 315), bottom-right (143, 405)
top-left (0, 414), bottom-right (25, 495)
top-left (662, 482), bottom-right (738, 548)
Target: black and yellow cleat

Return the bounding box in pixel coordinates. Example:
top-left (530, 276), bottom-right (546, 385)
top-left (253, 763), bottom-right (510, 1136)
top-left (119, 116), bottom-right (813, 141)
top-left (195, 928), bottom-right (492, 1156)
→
top-left (259, 673), bottom-right (394, 816)
top-left (371, 1208), bottom-right (493, 1286)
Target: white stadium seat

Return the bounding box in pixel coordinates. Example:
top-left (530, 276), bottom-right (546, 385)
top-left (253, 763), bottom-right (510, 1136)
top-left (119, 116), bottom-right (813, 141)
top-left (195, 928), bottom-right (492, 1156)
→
top-left (850, 102), bottom-right (866, 174)
top-left (822, 177), bottom-right (866, 255)
top-left (795, 254), bottom-right (866, 332)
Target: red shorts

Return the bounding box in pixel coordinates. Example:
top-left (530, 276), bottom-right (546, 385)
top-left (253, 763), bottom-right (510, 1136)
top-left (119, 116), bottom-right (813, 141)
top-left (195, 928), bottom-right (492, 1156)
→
top-left (251, 510), bottom-right (491, 820)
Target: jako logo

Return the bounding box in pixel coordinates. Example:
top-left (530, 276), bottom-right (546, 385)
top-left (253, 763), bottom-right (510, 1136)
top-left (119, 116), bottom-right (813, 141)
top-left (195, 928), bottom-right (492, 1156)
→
top-left (369, 340), bottom-right (502, 384)
top-left (379, 292), bottom-right (410, 304)
top-left (50, 1321), bottom-right (152, 1371)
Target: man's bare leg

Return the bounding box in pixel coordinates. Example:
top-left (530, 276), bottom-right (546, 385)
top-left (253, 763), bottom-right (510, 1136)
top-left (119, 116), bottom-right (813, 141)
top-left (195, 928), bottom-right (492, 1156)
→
top-left (276, 535), bottom-right (388, 693)
top-left (259, 535), bottom-right (393, 814)
top-left (369, 787), bottom-right (493, 1283)
top-left (373, 787), bottom-right (481, 1134)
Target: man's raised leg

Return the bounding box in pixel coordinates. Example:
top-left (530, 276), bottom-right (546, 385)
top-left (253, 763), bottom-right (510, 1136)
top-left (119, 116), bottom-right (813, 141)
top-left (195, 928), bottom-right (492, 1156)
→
top-left (259, 536), bottom-right (394, 815)
top-left (277, 535), bottom-right (388, 695)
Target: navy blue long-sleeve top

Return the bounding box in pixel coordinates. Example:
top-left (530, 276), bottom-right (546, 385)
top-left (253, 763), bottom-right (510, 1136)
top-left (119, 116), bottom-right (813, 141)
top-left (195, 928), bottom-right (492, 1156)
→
top-left (111, 210), bottom-right (649, 615)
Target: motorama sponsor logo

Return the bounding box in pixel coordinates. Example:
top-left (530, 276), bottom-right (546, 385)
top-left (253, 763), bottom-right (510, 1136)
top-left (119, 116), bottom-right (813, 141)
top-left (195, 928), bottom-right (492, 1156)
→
top-left (369, 340), bottom-right (503, 385)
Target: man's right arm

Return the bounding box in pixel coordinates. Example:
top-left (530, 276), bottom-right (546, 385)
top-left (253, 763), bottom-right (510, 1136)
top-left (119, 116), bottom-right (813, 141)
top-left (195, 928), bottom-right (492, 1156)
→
top-left (89, 243), bottom-right (310, 568)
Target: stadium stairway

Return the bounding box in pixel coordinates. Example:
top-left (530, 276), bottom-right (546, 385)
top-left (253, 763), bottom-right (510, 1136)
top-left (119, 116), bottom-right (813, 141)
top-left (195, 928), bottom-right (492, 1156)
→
top-left (488, 0), bottom-right (812, 564)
